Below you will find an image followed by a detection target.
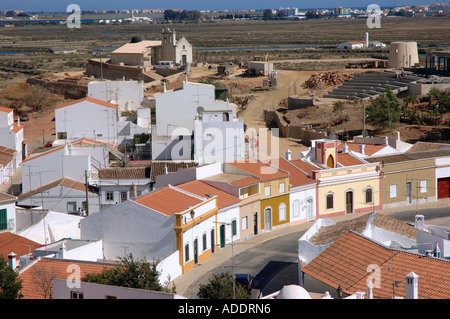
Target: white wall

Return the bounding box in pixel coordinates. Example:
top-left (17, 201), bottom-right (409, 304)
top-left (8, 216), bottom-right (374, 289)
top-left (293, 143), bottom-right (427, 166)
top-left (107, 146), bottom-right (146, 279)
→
top-left (21, 145), bottom-right (109, 193)
top-left (87, 80), bottom-right (143, 112)
top-left (53, 278), bottom-right (186, 299)
top-left (0, 201), bottom-right (16, 233)
top-left (55, 100), bottom-right (118, 144)
top-left (154, 81), bottom-right (237, 137)
top-left (290, 186), bottom-right (316, 224)
top-left (298, 218), bottom-right (336, 264)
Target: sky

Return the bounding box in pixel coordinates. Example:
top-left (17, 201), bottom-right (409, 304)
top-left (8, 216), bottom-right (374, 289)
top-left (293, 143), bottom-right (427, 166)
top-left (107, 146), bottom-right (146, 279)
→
top-left (2, 0), bottom-right (435, 12)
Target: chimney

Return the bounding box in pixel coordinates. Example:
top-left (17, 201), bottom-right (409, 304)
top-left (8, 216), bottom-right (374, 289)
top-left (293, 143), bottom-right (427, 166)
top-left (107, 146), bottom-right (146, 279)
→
top-left (359, 144), bottom-right (365, 155)
top-left (8, 252), bottom-right (17, 271)
top-left (415, 214), bottom-right (425, 230)
top-left (365, 32), bottom-right (369, 48)
top-left (405, 272), bottom-right (419, 299)
top-left (343, 143), bottom-right (349, 153)
top-left (285, 149), bottom-right (292, 160)
top-left (434, 242), bottom-right (441, 258)
top-left (367, 280), bottom-right (373, 299)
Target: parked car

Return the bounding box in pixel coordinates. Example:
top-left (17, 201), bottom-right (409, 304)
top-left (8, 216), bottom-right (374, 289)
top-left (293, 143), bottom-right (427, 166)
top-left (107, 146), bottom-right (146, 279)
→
top-left (154, 61), bottom-right (173, 69)
top-left (19, 113), bottom-right (29, 121)
top-left (234, 274), bottom-right (253, 294)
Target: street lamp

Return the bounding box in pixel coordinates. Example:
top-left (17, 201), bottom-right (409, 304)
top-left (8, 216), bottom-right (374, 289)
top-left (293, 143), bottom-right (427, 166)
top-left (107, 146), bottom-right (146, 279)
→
top-left (337, 285), bottom-right (343, 298)
top-left (190, 210), bottom-right (195, 223)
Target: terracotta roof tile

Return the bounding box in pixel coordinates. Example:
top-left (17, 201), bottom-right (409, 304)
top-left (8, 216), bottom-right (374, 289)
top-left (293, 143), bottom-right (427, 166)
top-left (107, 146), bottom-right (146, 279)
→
top-left (337, 142), bottom-right (386, 156)
top-left (18, 177), bottom-right (91, 201)
top-left (227, 158), bottom-right (289, 182)
top-left (276, 157), bottom-right (316, 188)
top-left (337, 153), bottom-right (366, 166)
top-left (288, 159), bottom-right (318, 176)
top-left (406, 141), bottom-right (450, 153)
top-left (0, 106), bottom-right (13, 113)
top-left (0, 231), bottom-right (40, 260)
top-left (149, 161), bottom-right (197, 182)
top-left (54, 97), bottom-right (117, 110)
top-left (133, 186), bottom-right (205, 216)
top-left (18, 258), bottom-right (117, 299)
top-left (177, 180), bottom-right (239, 209)
top-left (303, 231), bottom-right (450, 299)
top-left (98, 166), bottom-right (149, 180)
top-left (309, 212), bottom-right (420, 246)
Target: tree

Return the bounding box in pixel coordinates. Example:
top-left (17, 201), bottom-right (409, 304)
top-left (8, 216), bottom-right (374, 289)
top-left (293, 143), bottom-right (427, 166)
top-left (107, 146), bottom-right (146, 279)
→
top-left (305, 11), bottom-right (322, 19)
top-left (366, 86), bottom-right (402, 133)
top-left (263, 9), bottom-right (274, 20)
top-left (0, 255), bottom-right (22, 299)
top-left (24, 85), bottom-right (53, 112)
top-left (197, 272), bottom-right (251, 299)
top-left (82, 253), bottom-right (175, 293)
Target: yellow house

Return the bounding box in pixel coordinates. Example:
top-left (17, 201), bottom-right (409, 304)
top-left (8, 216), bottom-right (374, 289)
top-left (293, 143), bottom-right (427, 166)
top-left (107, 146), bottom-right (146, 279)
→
top-left (307, 140), bottom-right (382, 217)
top-left (365, 153), bottom-right (436, 209)
top-left (226, 158), bottom-right (290, 232)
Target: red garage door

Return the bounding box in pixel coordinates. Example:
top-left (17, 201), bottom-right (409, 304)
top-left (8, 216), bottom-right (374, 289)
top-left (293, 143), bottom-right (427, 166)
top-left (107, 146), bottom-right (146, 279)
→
top-left (438, 178), bottom-right (450, 199)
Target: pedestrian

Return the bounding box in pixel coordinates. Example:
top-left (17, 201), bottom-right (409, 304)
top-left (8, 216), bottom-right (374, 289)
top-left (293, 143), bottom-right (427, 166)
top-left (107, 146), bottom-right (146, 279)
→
top-left (77, 207), bottom-right (81, 215)
top-left (81, 208), bottom-right (87, 217)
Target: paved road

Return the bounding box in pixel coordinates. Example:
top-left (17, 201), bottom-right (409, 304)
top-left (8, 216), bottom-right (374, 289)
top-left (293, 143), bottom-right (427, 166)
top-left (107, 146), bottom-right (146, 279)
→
top-left (174, 199), bottom-right (450, 299)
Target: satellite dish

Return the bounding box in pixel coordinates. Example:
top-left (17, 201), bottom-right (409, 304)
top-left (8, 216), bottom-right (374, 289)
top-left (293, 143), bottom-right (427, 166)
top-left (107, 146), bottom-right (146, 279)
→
top-left (196, 106), bottom-right (205, 114)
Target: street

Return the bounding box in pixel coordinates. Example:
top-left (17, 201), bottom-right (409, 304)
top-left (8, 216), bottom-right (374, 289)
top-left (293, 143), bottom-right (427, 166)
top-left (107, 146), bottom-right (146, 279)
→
top-left (177, 204), bottom-right (450, 299)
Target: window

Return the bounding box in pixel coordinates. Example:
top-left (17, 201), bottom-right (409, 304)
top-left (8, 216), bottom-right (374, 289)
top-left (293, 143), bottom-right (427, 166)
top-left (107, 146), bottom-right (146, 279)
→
top-left (58, 132), bottom-right (67, 139)
top-left (0, 209), bottom-right (7, 230)
top-left (184, 243), bottom-right (190, 262)
top-left (202, 233), bottom-right (207, 251)
top-left (241, 216), bottom-right (248, 231)
top-left (279, 182), bottom-right (285, 194)
top-left (120, 191), bottom-right (128, 202)
top-left (390, 184), bottom-right (398, 198)
top-left (232, 220), bottom-right (237, 236)
top-left (420, 180), bottom-right (427, 193)
top-left (326, 193), bottom-right (334, 210)
top-left (292, 200), bottom-right (300, 218)
top-left (365, 188), bottom-right (373, 203)
top-left (279, 203), bottom-right (287, 221)
top-left (264, 186), bottom-right (271, 197)
top-left (67, 202), bottom-right (76, 212)
top-left (71, 292), bottom-right (84, 299)
top-left (106, 192), bottom-right (114, 201)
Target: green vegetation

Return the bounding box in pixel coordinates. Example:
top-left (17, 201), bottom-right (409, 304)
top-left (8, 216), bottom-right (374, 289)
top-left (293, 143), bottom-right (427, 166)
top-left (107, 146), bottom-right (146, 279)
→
top-left (197, 272), bottom-right (251, 299)
top-left (0, 255), bottom-right (23, 299)
top-left (366, 86), bottom-right (402, 132)
top-left (82, 253), bottom-right (176, 293)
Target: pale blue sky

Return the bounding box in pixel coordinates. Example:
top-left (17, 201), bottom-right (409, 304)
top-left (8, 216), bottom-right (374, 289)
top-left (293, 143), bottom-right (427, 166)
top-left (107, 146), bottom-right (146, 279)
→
top-left (1, 0), bottom-right (435, 12)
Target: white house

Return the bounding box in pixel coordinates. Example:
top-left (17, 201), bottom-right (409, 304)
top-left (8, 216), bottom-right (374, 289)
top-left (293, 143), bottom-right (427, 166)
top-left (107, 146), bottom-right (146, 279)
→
top-left (54, 97), bottom-right (119, 145)
top-left (53, 279), bottom-right (186, 299)
top-left (80, 184), bottom-right (221, 282)
top-left (20, 138), bottom-right (112, 193)
top-left (87, 80), bottom-right (144, 113)
top-left (152, 80), bottom-right (241, 161)
top-left (0, 106), bottom-right (26, 181)
top-left (94, 166), bottom-right (151, 209)
top-left (193, 109), bottom-right (245, 165)
top-left (16, 177), bottom-right (99, 215)
top-left (278, 154), bottom-right (317, 225)
top-left (337, 41), bottom-right (365, 49)
top-left (0, 192), bottom-right (17, 233)
top-left (17, 210), bottom-right (84, 245)
top-left (0, 146), bottom-right (18, 187)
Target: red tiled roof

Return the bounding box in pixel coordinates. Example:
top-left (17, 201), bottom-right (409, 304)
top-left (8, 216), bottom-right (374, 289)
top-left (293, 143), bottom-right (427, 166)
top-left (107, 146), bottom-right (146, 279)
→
top-left (337, 153), bottom-right (365, 166)
top-left (337, 142), bottom-right (386, 156)
top-left (177, 180), bottom-right (239, 209)
top-left (18, 258), bottom-right (117, 299)
top-left (276, 157), bottom-right (316, 188)
top-left (288, 159), bottom-right (318, 176)
top-left (0, 106), bottom-right (13, 113)
top-left (133, 186), bottom-right (205, 216)
top-left (20, 138), bottom-right (107, 164)
top-left (302, 231), bottom-right (450, 299)
top-left (0, 231), bottom-right (40, 260)
top-left (54, 97), bottom-right (117, 110)
top-left (227, 158), bottom-right (289, 182)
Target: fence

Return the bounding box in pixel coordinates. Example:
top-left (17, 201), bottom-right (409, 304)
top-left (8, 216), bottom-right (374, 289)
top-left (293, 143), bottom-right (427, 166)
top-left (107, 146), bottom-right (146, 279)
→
top-left (264, 109), bottom-right (327, 146)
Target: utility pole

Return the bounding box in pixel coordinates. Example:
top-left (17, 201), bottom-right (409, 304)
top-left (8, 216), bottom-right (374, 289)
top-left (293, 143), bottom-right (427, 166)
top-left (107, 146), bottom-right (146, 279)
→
top-left (85, 170), bottom-right (89, 216)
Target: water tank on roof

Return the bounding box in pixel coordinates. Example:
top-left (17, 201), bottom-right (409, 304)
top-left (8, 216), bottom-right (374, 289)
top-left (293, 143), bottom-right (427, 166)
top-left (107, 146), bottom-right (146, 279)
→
top-left (130, 36), bottom-right (143, 43)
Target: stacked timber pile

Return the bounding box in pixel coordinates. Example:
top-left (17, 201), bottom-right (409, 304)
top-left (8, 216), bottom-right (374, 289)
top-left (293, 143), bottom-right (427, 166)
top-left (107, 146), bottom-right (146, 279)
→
top-left (303, 71), bottom-right (354, 89)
